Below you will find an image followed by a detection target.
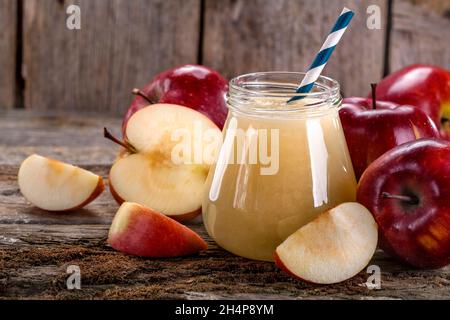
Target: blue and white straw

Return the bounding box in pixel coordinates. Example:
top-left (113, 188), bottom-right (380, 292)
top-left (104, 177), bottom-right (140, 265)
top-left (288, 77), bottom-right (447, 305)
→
top-left (289, 7), bottom-right (354, 102)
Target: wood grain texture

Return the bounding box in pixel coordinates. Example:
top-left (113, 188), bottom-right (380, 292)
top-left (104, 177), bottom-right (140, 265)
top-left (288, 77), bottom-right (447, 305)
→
top-left (22, 0), bottom-right (200, 115)
top-left (0, 0), bottom-right (17, 109)
top-left (202, 0), bottom-right (388, 97)
top-left (1, 165), bottom-right (449, 300)
top-left (403, 0), bottom-right (450, 17)
top-left (0, 111), bottom-right (449, 299)
top-left (390, 0), bottom-right (450, 72)
top-left (0, 110), bottom-right (121, 165)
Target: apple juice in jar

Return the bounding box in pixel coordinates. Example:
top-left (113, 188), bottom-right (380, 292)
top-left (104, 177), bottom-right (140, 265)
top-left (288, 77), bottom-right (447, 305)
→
top-left (202, 72), bottom-right (357, 261)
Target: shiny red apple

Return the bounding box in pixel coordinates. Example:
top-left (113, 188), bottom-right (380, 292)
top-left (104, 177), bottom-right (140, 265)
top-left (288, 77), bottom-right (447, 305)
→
top-left (371, 64), bottom-right (450, 139)
top-left (122, 64), bottom-right (228, 135)
top-left (340, 84), bottom-right (439, 180)
top-left (357, 138), bottom-right (450, 269)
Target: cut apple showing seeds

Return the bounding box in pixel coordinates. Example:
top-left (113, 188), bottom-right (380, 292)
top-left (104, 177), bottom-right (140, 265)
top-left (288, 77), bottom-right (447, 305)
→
top-left (18, 154), bottom-right (104, 211)
top-left (108, 103), bottom-right (222, 221)
top-left (108, 202), bottom-right (208, 257)
top-left (274, 202), bottom-right (378, 284)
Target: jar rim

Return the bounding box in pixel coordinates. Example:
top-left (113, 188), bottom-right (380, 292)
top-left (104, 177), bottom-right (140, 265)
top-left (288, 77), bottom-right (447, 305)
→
top-left (227, 71), bottom-right (341, 116)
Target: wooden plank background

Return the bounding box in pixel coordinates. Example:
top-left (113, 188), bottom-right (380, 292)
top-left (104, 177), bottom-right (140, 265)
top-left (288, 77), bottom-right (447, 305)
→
top-left (390, 0), bottom-right (450, 72)
top-left (22, 0), bottom-right (200, 114)
top-left (203, 0), bottom-right (388, 97)
top-left (1, 111), bottom-right (449, 299)
top-left (0, 0), bottom-right (17, 109)
top-left (0, 0), bottom-right (449, 300)
top-left (0, 0), bottom-right (449, 112)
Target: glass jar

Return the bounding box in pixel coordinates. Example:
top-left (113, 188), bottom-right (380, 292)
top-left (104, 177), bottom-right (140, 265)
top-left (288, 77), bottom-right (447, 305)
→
top-left (202, 72), bottom-right (356, 261)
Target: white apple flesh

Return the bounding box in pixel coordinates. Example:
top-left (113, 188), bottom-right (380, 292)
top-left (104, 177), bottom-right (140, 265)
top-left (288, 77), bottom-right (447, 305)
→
top-left (18, 154), bottom-right (104, 211)
top-left (275, 202), bottom-right (378, 284)
top-left (109, 103), bottom-right (222, 221)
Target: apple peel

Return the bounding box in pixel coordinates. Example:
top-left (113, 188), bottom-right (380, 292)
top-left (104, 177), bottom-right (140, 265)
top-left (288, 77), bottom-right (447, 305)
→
top-left (107, 202), bottom-right (208, 257)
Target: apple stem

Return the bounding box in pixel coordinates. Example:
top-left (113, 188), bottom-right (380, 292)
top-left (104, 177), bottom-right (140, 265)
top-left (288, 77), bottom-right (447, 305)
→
top-left (371, 83), bottom-right (377, 110)
top-left (103, 128), bottom-right (137, 153)
top-left (132, 88), bottom-right (155, 105)
top-left (381, 192), bottom-right (419, 205)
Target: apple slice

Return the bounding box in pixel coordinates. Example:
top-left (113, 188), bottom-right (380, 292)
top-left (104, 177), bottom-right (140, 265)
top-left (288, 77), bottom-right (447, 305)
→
top-left (107, 202), bottom-right (208, 257)
top-left (18, 154), bottom-right (104, 211)
top-left (108, 103), bottom-right (222, 221)
top-left (274, 202), bottom-right (378, 284)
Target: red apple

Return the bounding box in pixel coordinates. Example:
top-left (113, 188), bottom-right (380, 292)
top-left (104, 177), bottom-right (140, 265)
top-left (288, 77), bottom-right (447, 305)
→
top-left (340, 84), bottom-right (439, 180)
top-left (122, 64), bottom-right (228, 135)
top-left (108, 202), bottom-right (208, 257)
top-left (372, 64), bottom-right (450, 139)
top-left (357, 138), bottom-right (450, 269)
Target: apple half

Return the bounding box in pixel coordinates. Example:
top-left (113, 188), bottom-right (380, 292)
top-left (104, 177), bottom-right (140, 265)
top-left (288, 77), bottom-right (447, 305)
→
top-left (18, 154), bottom-right (104, 211)
top-left (274, 202), bottom-right (378, 284)
top-left (109, 103), bottom-right (222, 221)
top-left (108, 202), bottom-right (208, 257)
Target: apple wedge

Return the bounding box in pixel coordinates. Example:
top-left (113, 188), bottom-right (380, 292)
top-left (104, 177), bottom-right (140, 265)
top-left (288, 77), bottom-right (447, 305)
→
top-left (108, 103), bottom-right (222, 221)
top-left (108, 202), bottom-right (208, 257)
top-left (18, 154), bottom-right (104, 211)
top-left (274, 202), bottom-right (378, 284)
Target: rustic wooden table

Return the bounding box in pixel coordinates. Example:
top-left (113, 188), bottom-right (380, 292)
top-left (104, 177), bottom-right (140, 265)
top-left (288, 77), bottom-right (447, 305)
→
top-left (0, 110), bottom-right (449, 300)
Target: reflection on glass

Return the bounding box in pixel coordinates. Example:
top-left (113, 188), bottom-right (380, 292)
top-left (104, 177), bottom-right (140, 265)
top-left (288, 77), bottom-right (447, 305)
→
top-left (306, 118), bottom-right (329, 207)
top-left (203, 73), bottom-right (357, 261)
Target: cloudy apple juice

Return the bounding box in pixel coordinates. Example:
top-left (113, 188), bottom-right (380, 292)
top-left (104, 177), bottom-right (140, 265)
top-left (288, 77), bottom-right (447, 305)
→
top-left (202, 72), bottom-right (357, 261)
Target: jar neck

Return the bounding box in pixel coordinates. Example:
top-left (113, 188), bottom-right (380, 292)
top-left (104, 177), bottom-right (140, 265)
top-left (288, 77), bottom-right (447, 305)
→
top-left (227, 72), bottom-right (341, 118)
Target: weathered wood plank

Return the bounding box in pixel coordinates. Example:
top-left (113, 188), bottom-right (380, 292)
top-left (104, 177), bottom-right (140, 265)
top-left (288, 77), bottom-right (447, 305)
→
top-left (1, 112), bottom-right (449, 299)
top-left (0, 173), bottom-right (448, 300)
top-left (22, 0), bottom-right (200, 115)
top-left (1, 242), bottom-right (449, 299)
top-left (390, 0), bottom-right (450, 72)
top-left (0, 0), bottom-right (17, 109)
top-left (401, 0), bottom-right (450, 19)
top-left (0, 110), bottom-right (121, 165)
top-left (1, 183), bottom-right (449, 301)
top-left (203, 0), bottom-right (388, 97)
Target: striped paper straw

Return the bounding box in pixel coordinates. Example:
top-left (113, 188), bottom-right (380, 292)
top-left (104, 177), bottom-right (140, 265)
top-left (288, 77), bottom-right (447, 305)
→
top-left (289, 7), bottom-right (354, 102)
